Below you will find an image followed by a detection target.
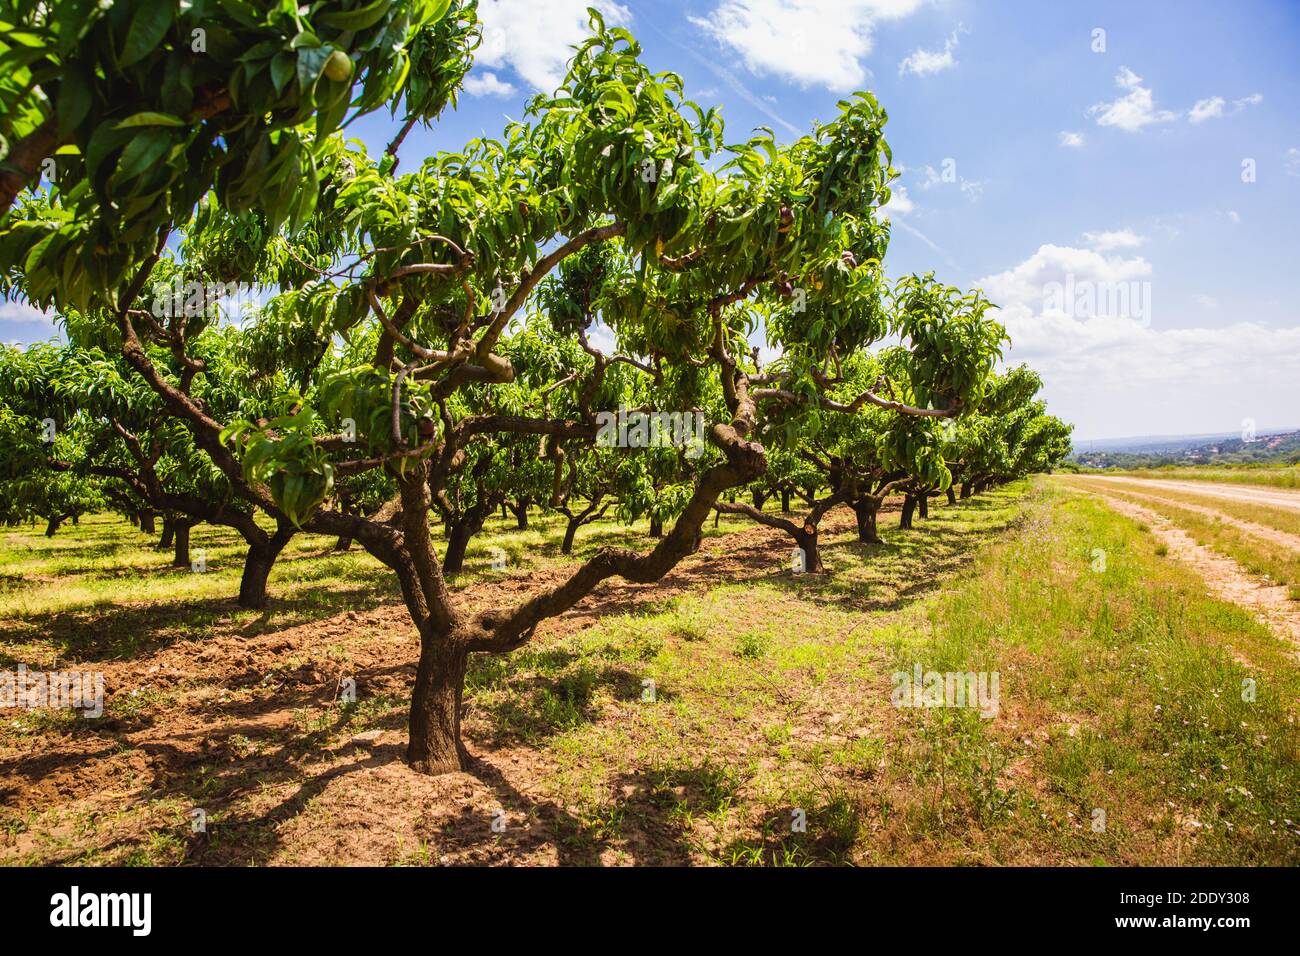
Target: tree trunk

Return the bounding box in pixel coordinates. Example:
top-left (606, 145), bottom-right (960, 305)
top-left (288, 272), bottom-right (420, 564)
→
top-left (407, 633), bottom-right (469, 775)
top-left (793, 528), bottom-right (825, 574)
top-left (947, 487), bottom-right (957, 506)
top-left (333, 535), bottom-right (353, 551)
top-left (960, 482), bottom-right (972, 500)
top-left (918, 495), bottom-right (929, 519)
top-left (238, 533), bottom-right (290, 609)
top-left (443, 520), bottom-right (475, 574)
top-left (853, 498), bottom-right (882, 543)
top-left (649, 516), bottom-right (663, 538)
top-left (172, 522), bottom-right (192, 567)
top-left (510, 500), bottom-right (529, 530)
top-left (159, 519), bottom-right (175, 549)
top-left (139, 510), bottom-right (156, 535)
top-left (780, 489), bottom-right (791, 513)
top-left (561, 517), bottom-right (580, 555)
top-left (44, 517), bottom-right (62, 537)
top-left (899, 496), bottom-right (916, 530)
top-left (752, 489), bottom-right (769, 510)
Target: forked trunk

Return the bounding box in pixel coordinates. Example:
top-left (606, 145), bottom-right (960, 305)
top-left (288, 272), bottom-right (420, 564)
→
top-left (407, 631), bottom-right (469, 775)
top-left (510, 501), bottom-right (529, 530)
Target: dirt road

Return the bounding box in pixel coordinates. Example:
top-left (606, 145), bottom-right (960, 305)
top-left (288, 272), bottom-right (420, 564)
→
top-left (1068, 474), bottom-right (1300, 514)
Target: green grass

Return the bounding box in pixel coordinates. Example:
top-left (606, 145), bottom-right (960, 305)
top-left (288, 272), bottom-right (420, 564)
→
top-left (1063, 483), bottom-right (1300, 592)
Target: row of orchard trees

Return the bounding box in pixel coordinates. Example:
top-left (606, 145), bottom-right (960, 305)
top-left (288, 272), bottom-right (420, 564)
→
top-left (0, 1), bottom-right (1068, 774)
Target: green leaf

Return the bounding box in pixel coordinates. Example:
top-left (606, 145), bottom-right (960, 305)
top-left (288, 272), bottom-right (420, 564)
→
top-left (319, 0), bottom-right (394, 32)
top-left (115, 111), bottom-right (187, 129)
top-left (120, 0), bottom-right (174, 69)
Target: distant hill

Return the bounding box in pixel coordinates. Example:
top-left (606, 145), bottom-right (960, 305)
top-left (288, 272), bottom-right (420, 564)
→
top-left (1071, 429), bottom-right (1300, 469)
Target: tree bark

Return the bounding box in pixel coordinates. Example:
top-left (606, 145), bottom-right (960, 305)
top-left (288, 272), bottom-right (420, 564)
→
top-left (918, 494), bottom-right (929, 519)
top-left (159, 519), bottom-right (175, 549)
top-left (238, 529), bottom-right (292, 609)
top-left (0, 118), bottom-right (59, 219)
top-left (853, 498), bottom-right (882, 543)
top-left (407, 632), bottom-right (469, 775)
top-left (172, 522), bottom-right (192, 567)
top-left (648, 516), bottom-right (663, 538)
top-left (44, 517), bottom-right (62, 537)
top-left (947, 487), bottom-right (957, 506)
top-left (509, 499), bottom-right (530, 530)
top-left (899, 495), bottom-right (916, 530)
top-left (333, 534), bottom-right (353, 551)
top-left (960, 482), bottom-right (972, 500)
top-left (561, 518), bottom-right (580, 555)
top-left (139, 510), bottom-right (156, 535)
top-left (793, 528), bottom-right (824, 574)
top-left (443, 519), bottom-right (476, 574)
top-left (780, 488), bottom-right (791, 513)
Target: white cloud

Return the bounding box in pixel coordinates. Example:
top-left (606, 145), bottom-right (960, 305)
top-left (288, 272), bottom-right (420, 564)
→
top-left (690, 0), bottom-right (927, 91)
top-left (1089, 66), bottom-right (1177, 132)
top-left (1082, 228), bottom-right (1145, 252)
top-left (1286, 147), bottom-right (1300, 177)
top-left (978, 244), bottom-right (1152, 311)
top-left (1058, 130), bottom-right (1084, 148)
top-left (1189, 92), bottom-right (1262, 123)
top-left (475, 0), bottom-right (631, 91)
top-left (1227, 210), bottom-right (1241, 223)
top-left (1188, 96), bottom-right (1225, 124)
top-left (0, 300), bottom-right (52, 325)
top-left (462, 71), bottom-right (517, 98)
top-left (1192, 293), bottom-right (1218, 309)
top-left (899, 30), bottom-right (960, 77)
top-left (978, 244), bottom-right (1300, 439)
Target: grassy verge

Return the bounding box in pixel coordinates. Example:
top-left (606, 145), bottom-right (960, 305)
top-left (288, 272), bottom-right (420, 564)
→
top-left (1061, 484), bottom-right (1300, 597)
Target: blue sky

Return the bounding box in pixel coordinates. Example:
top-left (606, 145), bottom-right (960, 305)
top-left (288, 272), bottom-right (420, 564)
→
top-left (5, 0), bottom-right (1297, 440)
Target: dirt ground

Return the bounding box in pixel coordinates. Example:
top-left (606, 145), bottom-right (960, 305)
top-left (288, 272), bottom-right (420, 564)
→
top-left (0, 507), bottom-right (904, 866)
